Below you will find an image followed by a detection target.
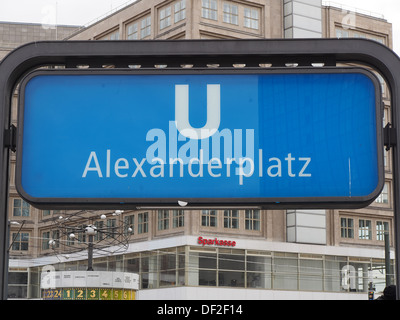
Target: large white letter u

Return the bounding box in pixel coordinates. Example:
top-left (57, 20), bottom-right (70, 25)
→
top-left (175, 84), bottom-right (221, 140)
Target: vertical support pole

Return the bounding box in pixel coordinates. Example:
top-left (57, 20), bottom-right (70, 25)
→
top-left (0, 86), bottom-right (11, 301)
top-left (3, 221), bottom-right (10, 300)
top-left (385, 232), bottom-right (392, 285)
top-left (392, 95), bottom-right (400, 300)
top-left (87, 234), bottom-right (94, 271)
top-left (393, 151), bottom-right (400, 299)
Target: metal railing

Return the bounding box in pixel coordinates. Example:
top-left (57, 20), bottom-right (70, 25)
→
top-left (322, 1), bottom-right (385, 20)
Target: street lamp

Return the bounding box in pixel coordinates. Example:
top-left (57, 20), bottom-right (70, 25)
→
top-left (85, 225), bottom-right (97, 271)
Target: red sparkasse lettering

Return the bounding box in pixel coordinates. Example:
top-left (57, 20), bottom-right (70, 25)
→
top-left (197, 236), bottom-right (237, 247)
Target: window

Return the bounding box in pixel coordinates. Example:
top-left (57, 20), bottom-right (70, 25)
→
top-left (353, 32), bottom-right (366, 39)
top-left (299, 257), bottom-right (323, 291)
top-left (66, 227), bottom-right (75, 246)
top-left (375, 183), bottom-right (389, 204)
top-left (174, 0), bottom-right (186, 23)
top-left (189, 250), bottom-right (217, 286)
top-left (336, 28), bottom-right (349, 39)
top-left (219, 253), bottom-right (245, 287)
top-left (99, 30), bottom-right (119, 40)
top-left (202, 0), bottom-right (218, 21)
top-left (244, 7), bottom-right (259, 30)
top-left (224, 210), bottom-right (239, 229)
top-left (384, 149), bottom-right (389, 170)
top-left (13, 199), bottom-right (30, 217)
top-left (341, 218), bottom-right (354, 239)
top-left (377, 73), bottom-right (387, 99)
top-left (202, 210), bottom-right (217, 227)
top-left (160, 6), bottom-right (171, 30)
top-left (94, 221), bottom-right (104, 241)
top-left (159, 249), bottom-right (179, 287)
top-left (173, 210), bottom-right (184, 228)
top-left (127, 22), bottom-right (138, 39)
top-left (247, 254), bottom-right (272, 289)
top-left (359, 220), bottom-right (372, 240)
top-left (42, 231), bottom-right (50, 250)
top-left (107, 219), bottom-right (117, 238)
top-left (110, 31), bottom-right (119, 40)
top-left (77, 224), bottom-right (86, 243)
top-left (8, 272), bottom-right (28, 299)
top-left (371, 36), bottom-right (385, 44)
top-left (245, 210), bottom-right (260, 231)
top-left (377, 221), bottom-right (389, 241)
top-left (223, 3), bottom-right (238, 25)
top-left (11, 233), bottom-right (29, 251)
top-left (335, 27), bottom-right (385, 45)
top-left (141, 16), bottom-right (151, 39)
top-left (138, 212), bottom-right (149, 234)
top-left (158, 210), bottom-right (169, 230)
top-left (141, 252), bottom-right (158, 288)
top-left (43, 210), bottom-right (51, 217)
top-left (52, 230), bottom-right (60, 248)
top-left (273, 253), bottom-right (298, 290)
top-left (124, 215), bottom-right (134, 235)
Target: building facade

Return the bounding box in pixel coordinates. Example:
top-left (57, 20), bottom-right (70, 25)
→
top-left (0, 21), bottom-right (78, 60)
top-left (4, 0), bottom-right (395, 300)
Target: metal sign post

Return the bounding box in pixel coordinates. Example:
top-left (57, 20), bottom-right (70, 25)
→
top-left (0, 39), bottom-right (399, 299)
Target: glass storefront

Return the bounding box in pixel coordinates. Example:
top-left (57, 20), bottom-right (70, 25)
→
top-left (20, 245), bottom-right (394, 299)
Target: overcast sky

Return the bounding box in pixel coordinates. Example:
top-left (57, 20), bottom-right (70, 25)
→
top-left (0, 0), bottom-right (399, 53)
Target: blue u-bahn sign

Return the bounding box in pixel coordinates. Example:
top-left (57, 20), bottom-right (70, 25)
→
top-left (16, 68), bottom-right (384, 209)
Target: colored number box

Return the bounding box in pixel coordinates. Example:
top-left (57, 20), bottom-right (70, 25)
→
top-left (74, 288), bottom-right (86, 300)
top-left (87, 288), bottom-right (99, 300)
top-left (63, 288), bottom-right (74, 300)
top-left (100, 288), bottom-right (112, 300)
top-left (113, 289), bottom-right (122, 300)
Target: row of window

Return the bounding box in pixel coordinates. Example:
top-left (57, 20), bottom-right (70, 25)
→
top-left (341, 218), bottom-right (390, 241)
top-left (11, 209), bottom-right (260, 252)
top-left (335, 27), bottom-right (385, 44)
top-left (11, 203), bottom-right (262, 229)
top-left (122, 0), bottom-right (187, 40)
top-left (11, 216), bottom-right (391, 252)
top-left (202, 0), bottom-right (260, 30)
top-left (10, 198), bottom-right (393, 252)
top-left (159, 0), bottom-right (186, 30)
top-left (25, 247), bottom-right (392, 295)
top-left (10, 179), bottom-right (391, 221)
top-left (10, 181), bottom-right (391, 220)
top-left (100, 0), bottom-right (261, 41)
top-left (201, 209), bottom-right (260, 231)
top-left (40, 212), bottom-right (150, 251)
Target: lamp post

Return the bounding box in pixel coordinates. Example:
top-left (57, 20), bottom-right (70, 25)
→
top-left (85, 225), bottom-right (97, 271)
top-left (385, 231), bottom-right (392, 285)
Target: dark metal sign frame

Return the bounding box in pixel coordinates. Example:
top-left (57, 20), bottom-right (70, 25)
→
top-left (0, 39), bottom-right (399, 299)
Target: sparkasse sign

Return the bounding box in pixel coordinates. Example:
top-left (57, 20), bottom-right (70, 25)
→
top-left (198, 236), bottom-right (237, 247)
top-left (16, 68), bottom-right (384, 209)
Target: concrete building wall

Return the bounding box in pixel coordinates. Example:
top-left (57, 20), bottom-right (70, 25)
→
top-left (68, 0), bottom-right (284, 41)
top-left (284, 0), bottom-right (322, 38)
top-left (0, 22), bottom-right (78, 60)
